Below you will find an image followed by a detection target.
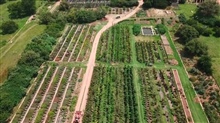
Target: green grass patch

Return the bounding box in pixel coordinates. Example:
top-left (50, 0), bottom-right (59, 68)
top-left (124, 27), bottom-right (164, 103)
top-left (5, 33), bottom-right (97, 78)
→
top-left (0, 24), bottom-right (46, 83)
top-left (165, 30), bottom-right (208, 122)
top-left (175, 4), bottom-right (197, 19)
top-left (199, 36), bottom-right (220, 86)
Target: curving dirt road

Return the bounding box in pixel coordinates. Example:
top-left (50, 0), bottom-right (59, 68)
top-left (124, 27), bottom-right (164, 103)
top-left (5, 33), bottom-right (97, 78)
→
top-left (72, 0), bottom-right (144, 122)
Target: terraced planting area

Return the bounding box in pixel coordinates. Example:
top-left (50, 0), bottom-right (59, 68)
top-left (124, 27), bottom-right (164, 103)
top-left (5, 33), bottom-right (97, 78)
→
top-left (10, 64), bottom-right (85, 123)
top-left (96, 24), bottom-right (132, 63)
top-left (50, 24), bottom-right (95, 62)
top-left (135, 41), bottom-right (168, 65)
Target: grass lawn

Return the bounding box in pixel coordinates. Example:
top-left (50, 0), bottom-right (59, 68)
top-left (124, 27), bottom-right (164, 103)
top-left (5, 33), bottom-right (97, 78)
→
top-left (175, 4), bottom-right (197, 19)
top-left (199, 36), bottom-right (220, 86)
top-left (0, 24), bottom-right (46, 83)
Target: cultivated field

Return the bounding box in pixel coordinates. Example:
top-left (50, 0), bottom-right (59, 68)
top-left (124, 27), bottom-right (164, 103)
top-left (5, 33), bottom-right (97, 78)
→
top-left (10, 64), bottom-right (85, 123)
top-left (50, 24), bottom-right (96, 62)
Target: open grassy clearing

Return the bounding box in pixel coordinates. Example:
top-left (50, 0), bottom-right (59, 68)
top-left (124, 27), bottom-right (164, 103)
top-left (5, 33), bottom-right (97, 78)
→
top-left (198, 36), bottom-right (220, 86)
top-left (175, 4), bottom-right (197, 19)
top-left (0, 24), bottom-right (46, 83)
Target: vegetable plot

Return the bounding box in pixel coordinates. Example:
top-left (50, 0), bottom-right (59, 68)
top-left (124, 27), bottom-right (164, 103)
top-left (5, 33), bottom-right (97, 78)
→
top-left (139, 68), bottom-right (187, 123)
top-left (96, 25), bottom-right (132, 63)
top-left (83, 66), bottom-right (139, 123)
top-left (135, 41), bottom-right (168, 65)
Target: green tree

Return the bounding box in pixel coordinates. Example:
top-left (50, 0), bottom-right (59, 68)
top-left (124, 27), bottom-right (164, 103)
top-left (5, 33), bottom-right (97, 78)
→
top-left (0, 20), bottom-right (18, 34)
top-left (39, 12), bottom-right (55, 24)
top-left (0, 0), bottom-right (6, 4)
top-left (8, 2), bottom-right (23, 18)
top-left (132, 24), bottom-right (141, 36)
top-left (197, 55), bottom-right (212, 75)
top-left (8, 0), bottom-right (36, 18)
top-left (196, 1), bottom-right (220, 17)
top-left (176, 25), bottom-right (199, 43)
top-left (156, 24), bottom-right (166, 34)
top-left (184, 39), bottom-right (208, 56)
top-left (178, 13), bottom-right (187, 24)
top-left (21, 0), bottom-right (36, 16)
top-left (213, 27), bottom-right (220, 37)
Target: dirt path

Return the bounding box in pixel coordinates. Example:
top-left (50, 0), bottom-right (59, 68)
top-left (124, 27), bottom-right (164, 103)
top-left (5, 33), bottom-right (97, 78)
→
top-left (72, 0), bottom-right (144, 122)
top-left (172, 69), bottom-right (194, 123)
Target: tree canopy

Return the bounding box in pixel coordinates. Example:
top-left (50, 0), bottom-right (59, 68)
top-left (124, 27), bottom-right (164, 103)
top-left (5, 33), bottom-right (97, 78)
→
top-left (67, 7), bottom-right (107, 24)
top-left (110, 0), bottom-right (138, 7)
top-left (197, 55), bottom-right (212, 75)
top-left (132, 24), bottom-right (141, 36)
top-left (0, 20), bottom-right (18, 34)
top-left (176, 25), bottom-right (199, 43)
top-left (156, 24), bottom-right (166, 34)
top-left (8, 0), bottom-right (36, 18)
top-left (196, 1), bottom-right (220, 17)
top-left (184, 39), bottom-right (208, 56)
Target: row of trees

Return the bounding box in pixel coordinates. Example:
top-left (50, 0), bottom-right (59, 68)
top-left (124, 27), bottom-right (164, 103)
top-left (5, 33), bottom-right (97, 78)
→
top-left (67, 7), bottom-right (107, 23)
top-left (110, 0), bottom-right (138, 7)
top-left (143, 0), bottom-right (186, 9)
top-left (0, 14), bottom-right (65, 122)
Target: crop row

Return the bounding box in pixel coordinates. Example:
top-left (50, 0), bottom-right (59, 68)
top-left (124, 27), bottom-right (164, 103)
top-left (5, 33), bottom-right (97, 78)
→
top-left (135, 41), bottom-right (168, 65)
top-left (139, 68), bottom-right (187, 123)
top-left (96, 25), bottom-right (132, 63)
top-left (50, 24), bottom-right (95, 62)
top-left (83, 66), bottom-right (139, 123)
top-left (10, 65), bottom-right (82, 123)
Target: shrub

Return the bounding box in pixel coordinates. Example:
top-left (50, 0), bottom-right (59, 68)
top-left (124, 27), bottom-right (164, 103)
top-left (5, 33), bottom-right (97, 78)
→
top-left (0, 20), bottom-right (18, 34)
top-left (197, 55), bottom-right (212, 75)
top-left (132, 24), bottom-right (141, 36)
top-left (156, 24), bottom-right (166, 34)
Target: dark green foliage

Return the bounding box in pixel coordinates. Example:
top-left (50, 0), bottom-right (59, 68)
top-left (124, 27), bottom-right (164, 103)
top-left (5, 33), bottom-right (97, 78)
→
top-left (67, 7), bottom-right (107, 24)
top-left (110, 0), bottom-right (138, 7)
top-left (0, 17), bottom-right (64, 122)
top-left (176, 25), bottom-right (199, 43)
top-left (0, 0), bottom-right (6, 4)
top-left (196, 1), bottom-right (220, 17)
top-left (178, 13), bottom-right (187, 24)
top-left (59, 1), bottom-right (70, 11)
top-left (197, 55), bottom-right (212, 75)
top-left (0, 20), bottom-right (18, 34)
top-left (39, 12), bottom-right (55, 24)
top-left (184, 39), bottom-right (208, 56)
top-left (143, 0), bottom-right (170, 9)
top-left (8, 0), bottom-right (36, 18)
top-left (156, 24), bottom-right (166, 34)
top-left (179, 0), bottom-right (186, 4)
top-left (194, 1), bottom-right (220, 26)
top-left (132, 24), bottom-right (141, 36)
top-left (213, 27), bottom-right (220, 37)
